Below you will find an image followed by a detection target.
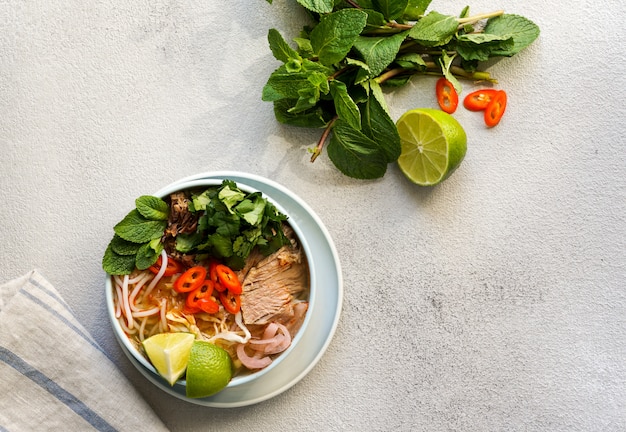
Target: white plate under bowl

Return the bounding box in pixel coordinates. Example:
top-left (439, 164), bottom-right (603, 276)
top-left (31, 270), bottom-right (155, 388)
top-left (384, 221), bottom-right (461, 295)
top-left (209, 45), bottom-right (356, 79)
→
top-left (108, 172), bottom-right (343, 407)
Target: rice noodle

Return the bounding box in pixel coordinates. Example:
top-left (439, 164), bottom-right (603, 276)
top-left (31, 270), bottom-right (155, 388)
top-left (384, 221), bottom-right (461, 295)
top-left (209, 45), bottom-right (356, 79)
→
top-left (142, 250), bottom-right (168, 299)
top-left (121, 275), bottom-right (133, 329)
top-left (128, 273), bottom-right (152, 311)
top-left (208, 312), bottom-right (251, 344)
top-left (131, 306), bottom-right (160, 318)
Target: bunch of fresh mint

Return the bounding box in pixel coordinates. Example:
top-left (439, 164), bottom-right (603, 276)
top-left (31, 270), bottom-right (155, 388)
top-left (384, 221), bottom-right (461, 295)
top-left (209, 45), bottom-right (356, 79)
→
top-left (263, 0), bottom-right (539, 179)
top-left (102, 180), bottom-right (290, 275)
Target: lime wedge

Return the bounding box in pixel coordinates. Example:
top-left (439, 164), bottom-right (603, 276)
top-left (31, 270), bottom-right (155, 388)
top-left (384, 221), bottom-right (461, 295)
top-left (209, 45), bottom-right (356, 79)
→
top-left (396, 108), bottom-right (467, 186)
top-left (142, 332), bottom-right (195, 386)
top-left (186, 341), bottom-right (233, 398)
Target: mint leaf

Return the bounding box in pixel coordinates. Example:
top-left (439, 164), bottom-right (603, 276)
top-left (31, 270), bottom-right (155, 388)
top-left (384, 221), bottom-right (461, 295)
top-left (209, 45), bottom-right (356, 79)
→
top-left (310, 9), bottom-right (368, 66)
top-left (135, 196), bottom-right (169, 221)
top-left (296, 0), bottom-right (333, 13)
top-left (454, 33), bottom-right (515, 61)
top-left (330, 80), bottom-right (361, 131)
top-left (102, 244), bottom-right (136, 275)
top-left (360, 95), bottom-right (401, 163)
top-left (262, 67), bottom-right (315, 101)
top-left (394, 52), bottom-right (427, 70)
top-left (327, 120), bottom-right (389, 179)
top-left (268, 28), bottom-right (301, 64)
top-left (135, 241), bottom-right (162, 270)
top-left (273, 99), bottom-right (329, 128)
top-left (114, 209), bottom-right (167, 243)
top-left (372, 0), bottom-right (409, 20)
top-left (408, 11), bottom-right (458, 46)
top-left (484, 14), bottom-right (540, 56)
top-left (353, 31), bottom-right (408, 77)
top-left (403, 0), bottom-right (432, 20)
top-left (110, 234), bottom-right (142, 256)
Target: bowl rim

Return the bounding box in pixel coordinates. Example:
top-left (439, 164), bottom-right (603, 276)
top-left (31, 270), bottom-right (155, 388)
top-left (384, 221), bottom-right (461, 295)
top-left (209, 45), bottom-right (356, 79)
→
top-left (106, 177), bottom-right (317, 388)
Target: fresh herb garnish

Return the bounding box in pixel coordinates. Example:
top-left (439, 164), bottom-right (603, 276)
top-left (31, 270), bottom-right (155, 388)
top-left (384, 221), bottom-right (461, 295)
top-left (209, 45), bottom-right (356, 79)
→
top-left (263, 0), bottom-right (540, 179)
top-left (102, 181), bottom-right (290, 275)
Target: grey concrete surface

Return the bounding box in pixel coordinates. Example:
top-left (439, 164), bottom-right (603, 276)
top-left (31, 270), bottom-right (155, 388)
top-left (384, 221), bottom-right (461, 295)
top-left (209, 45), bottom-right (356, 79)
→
top-left (1, 1), bottom-right (625, 431)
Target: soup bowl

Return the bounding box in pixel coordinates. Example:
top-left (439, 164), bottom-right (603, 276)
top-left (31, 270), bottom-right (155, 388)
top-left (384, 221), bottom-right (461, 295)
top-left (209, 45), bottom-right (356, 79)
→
top-left (105, 176), bottom-right (316, 397)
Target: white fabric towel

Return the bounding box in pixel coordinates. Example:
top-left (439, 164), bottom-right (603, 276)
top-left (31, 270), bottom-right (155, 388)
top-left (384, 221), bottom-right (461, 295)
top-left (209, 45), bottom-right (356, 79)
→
top-left (0, 270), bottom-right (169, 432)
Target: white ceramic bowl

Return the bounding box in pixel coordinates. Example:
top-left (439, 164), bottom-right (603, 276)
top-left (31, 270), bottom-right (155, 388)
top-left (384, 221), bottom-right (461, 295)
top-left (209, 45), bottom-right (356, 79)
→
top-left (106, 177), bottom-right (316, 394)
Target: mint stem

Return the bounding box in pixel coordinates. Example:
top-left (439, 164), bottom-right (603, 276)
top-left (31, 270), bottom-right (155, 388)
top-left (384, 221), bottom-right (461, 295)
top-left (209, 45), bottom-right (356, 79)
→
top-left (311, 117), bottom-right (337, 163)
top-left (457, 10), bottom-right (504, 26)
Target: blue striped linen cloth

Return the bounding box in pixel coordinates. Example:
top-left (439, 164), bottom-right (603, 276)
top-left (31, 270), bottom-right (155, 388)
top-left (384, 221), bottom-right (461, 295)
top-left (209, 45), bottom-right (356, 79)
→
top-left (0, 271), bottom-right (169, 432)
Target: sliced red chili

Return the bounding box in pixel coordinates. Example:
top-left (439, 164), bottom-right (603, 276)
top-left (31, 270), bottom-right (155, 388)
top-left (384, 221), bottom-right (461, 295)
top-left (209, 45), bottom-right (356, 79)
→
top-left (148, 255), bottom-right (182, 277)
top-left (173, 266), bottom-right (207, 293)
top-left (463, 89), bottom-right (498, 111)
top-left (208, 261), bottom-right (226, 292)
top-left (198, 298), bottom-right (220, 314)
top-left (435, 78), bottom-right (458, 114)
top-left (484, 90), bottom-right (507, 128)
top-left (219, 291), bottom-right (241, 315)
top-left (215, 264), bottom-right (242, 295)
top-left (185, 280), bottom-right (215, 310)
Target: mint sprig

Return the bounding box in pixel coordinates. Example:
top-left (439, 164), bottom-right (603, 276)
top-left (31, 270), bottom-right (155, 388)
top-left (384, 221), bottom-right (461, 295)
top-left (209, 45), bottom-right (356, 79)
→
top-left (263, 0), bottom-right (540, 179)
top-left (103, 196), bottom-right (169, 275)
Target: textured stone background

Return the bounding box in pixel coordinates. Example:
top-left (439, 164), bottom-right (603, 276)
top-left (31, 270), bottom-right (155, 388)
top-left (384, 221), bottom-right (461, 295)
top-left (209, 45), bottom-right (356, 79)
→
top-left (1, 1), bottom-right (625, 431)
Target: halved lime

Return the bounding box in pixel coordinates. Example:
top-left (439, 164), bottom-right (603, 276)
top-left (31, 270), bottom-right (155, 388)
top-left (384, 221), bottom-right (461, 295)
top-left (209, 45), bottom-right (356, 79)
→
top-left (396, 108), bottom-right (467, 186)
top-left (142, 332), bottom-right (195, 386)
top-left (186, 341), bottom-right (233, 398)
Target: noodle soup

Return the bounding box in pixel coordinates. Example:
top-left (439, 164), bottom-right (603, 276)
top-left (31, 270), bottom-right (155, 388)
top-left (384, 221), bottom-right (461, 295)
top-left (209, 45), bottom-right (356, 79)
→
top-left (104, 179), bottom-right (312, 387)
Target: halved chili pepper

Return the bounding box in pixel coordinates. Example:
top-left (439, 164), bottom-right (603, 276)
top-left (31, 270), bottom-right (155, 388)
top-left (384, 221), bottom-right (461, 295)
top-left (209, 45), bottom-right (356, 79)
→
top-left (463, 89), bottom-right (498, 111)
top-left (148, 255), bottom-right (182, 277)
top-left (215, 264), bottom-right (242, 295)
top-left (219, 291), bottom-right (241, 314)
top-left (186, 280), bottom-right (218, 314)
top-left (435, 78), bottom-right (458, 114)
top-left (173, 266), bottom-right (207, 293)
top-left (484, 90), bottom-right (507, 128)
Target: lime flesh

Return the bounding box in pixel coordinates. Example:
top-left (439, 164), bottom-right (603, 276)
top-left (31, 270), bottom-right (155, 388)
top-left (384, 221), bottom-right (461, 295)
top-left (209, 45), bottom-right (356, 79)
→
top-left (396, 108), bottom-right (467, 186)
top-left (142, 332), bottom-right (196, 386)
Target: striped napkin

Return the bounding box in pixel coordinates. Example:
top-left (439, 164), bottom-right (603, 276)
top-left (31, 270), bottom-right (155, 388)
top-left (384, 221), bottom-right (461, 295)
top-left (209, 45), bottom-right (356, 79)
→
top-left (0, 270), bottom-right (169, 432)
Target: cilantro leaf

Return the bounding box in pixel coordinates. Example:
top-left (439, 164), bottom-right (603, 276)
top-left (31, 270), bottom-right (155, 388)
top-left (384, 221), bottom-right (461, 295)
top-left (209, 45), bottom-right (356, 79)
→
top-left (235, 194), bottom-right (267, 227)
top-left (218, 184), bottom-right (245, 213)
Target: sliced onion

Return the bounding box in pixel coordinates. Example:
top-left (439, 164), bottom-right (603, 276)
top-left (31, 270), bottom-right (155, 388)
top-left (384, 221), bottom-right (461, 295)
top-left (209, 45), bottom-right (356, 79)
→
top-left (237, 344), bottom-right (272, 370)
top-left (247, 322), bottom-right (292, 355)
